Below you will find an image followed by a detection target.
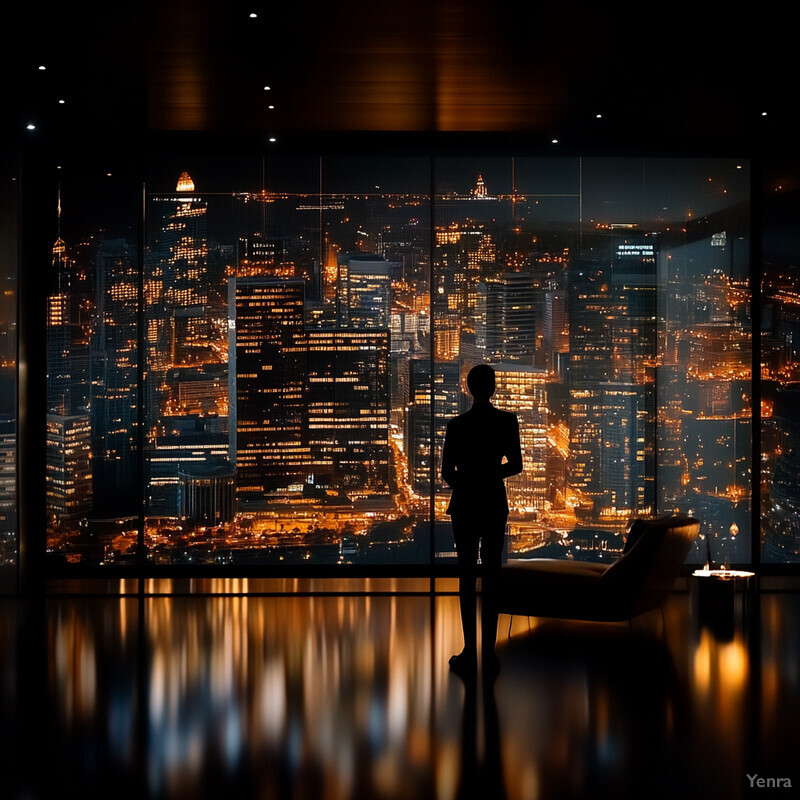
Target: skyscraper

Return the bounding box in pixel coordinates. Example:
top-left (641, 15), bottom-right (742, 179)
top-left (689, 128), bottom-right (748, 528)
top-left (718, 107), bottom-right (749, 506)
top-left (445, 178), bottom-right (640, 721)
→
top-left (610, 236), bottom-right (657, 383)
top-left (599, 381), bottom-right (651, 513)
top-left (434, 225), bottom-right (496, 361)
top-left (230, 278), bottom-right (308, 497)
top-left (306, 329), bottom-right (390, 494)
top-left (568, 258), bottom-right (611, 509)
top-left (46, 413), bottom-right (92, 522)
top-left (406, 359), bottom-right (461, 496)
top-left (543, 288), bottom-right (568, 374)
top-left (493, 363), bottom-right (548, 511)
top-left (230, 276), bottom-right (391, 501)
top-left (47, 229), bottom-right (92, 531)
top-left (145, 174), bottom-right (228, 516)
top-left (147, 172), bottom-right (209, 371)
top-left (91, 238), bottom-right (140, 518)
top-left (336, 253), bottom-right (394, 329)
top-left (47, 236), bottom-right (90, 415)
top-left (567, 235), bottom-right (657, 518)
top-left (482, 271), bottom-right (537, 364)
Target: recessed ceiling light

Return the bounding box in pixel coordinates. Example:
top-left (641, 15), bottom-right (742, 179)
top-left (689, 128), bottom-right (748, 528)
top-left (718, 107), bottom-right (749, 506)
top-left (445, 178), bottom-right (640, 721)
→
top-left (596, 113), bottom-right (602, 119)
top-left (551, 138), bottom-right (558, 144)
top-left (268, 105), bottom-right (275, 110)
top-left (58, 99), bottom-right (65, 104)
top-left (263, 86), bottom-right (271, 91)
top-left (269, 137), bottom-right (277, 143)
top-left (38, 65), bottom-right (46, 71)
top-left (249, 12), bottom-right (257, 18)
top-left (26, 123), bottom-right (36, 130)
top-left (762, 111), bottom-right (768, 116)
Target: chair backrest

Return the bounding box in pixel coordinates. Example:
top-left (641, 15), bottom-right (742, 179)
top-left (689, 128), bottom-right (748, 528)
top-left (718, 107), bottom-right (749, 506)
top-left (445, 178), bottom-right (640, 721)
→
top-left (601, 516), bottom-right (700, 617)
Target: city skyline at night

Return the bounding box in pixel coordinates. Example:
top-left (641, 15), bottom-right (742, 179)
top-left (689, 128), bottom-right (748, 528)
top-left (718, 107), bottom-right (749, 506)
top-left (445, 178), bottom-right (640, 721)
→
top-left (36, 157), bottom-right (768, 567)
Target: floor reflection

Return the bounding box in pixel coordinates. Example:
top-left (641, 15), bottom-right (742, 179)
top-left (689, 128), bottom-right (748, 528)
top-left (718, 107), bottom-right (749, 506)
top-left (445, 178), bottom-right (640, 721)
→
top-left (8, 584), bottom-right (799, 798)
top-left (0, 600), bottom-right (18, 796)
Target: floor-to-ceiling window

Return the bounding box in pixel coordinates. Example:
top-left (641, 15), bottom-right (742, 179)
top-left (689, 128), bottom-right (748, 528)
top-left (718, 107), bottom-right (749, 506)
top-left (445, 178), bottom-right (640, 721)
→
top-left (431, 156), bottom-right (751, 566)
top-left (0, 160), bottom-right (17, 584)
top-left (761, 160), bottom-right (800, 564)
top-left (141, 157), bottom-right (431, 566)
top-left (41, 151), bottom-right (753, 569)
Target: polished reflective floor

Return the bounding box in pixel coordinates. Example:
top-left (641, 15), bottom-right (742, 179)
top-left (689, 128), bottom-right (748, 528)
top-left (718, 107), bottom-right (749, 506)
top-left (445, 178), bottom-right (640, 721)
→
top-left (3, 579), bottom-right (799, 799)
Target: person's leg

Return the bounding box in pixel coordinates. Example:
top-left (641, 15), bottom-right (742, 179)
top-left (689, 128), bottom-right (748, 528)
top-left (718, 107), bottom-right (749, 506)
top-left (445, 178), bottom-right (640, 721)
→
top-left (479, 517), bottom-right (507, 677)
top-left (451, 516), bottom-right (479, 675)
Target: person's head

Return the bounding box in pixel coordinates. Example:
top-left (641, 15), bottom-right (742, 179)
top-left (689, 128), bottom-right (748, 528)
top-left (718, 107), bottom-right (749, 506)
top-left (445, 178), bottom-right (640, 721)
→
top-left (467, 364), bottom-right (496, 402)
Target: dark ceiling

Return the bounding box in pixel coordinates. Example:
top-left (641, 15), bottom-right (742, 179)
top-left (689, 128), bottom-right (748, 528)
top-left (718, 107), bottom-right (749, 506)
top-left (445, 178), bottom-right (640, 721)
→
top-left (10, 1), bottom-right (793, 158)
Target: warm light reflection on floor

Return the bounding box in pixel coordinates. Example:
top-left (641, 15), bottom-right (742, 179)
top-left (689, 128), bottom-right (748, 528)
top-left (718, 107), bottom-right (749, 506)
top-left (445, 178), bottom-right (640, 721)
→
top-left (5, 585), bottom-right (799, 799)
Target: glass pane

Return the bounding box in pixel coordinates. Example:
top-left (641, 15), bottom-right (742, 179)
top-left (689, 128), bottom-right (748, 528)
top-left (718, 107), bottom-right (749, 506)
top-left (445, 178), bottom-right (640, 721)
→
top-left (46, 181), bottom-right (140, 565)
top-left (40, 150), bottom-right (752, 571)
top-left (434, 157), bottom-right (751, 565)
top-left (649, 158), bottom-right (752, 565)
top-left (144, 158), bottom-right (431, 565)
top-left (761, 161), bottom-right (800, 562)
top-left (0, 169), bottom-right (17, 580)
top-left (433, 157), bottom-right (582, 563)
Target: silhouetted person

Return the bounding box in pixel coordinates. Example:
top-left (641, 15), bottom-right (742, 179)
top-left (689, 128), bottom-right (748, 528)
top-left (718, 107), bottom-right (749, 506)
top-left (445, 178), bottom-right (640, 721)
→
top-left (442, 364), bottom-right (522, 679)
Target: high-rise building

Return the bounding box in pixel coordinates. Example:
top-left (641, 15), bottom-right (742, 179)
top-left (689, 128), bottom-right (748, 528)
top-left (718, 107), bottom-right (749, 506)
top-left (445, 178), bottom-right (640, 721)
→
top-left (238, 235), bottom-right (285, 276)
top-left (656, 363), bottom-right (686, 508)
top-left (47, 229), bottom-right (93, 533)
top-left (599, 382), bottom-right (652, 513)
top-left (46, 413), bottom-right (92, 522)
top-left (306, 329), bottom-right (390, 494)
top-left (543, 288), bottom-right (568, 373)
top-left (336, 253), bottom-right (394, 329)
top-left (147, 172), bottom-right (209, 371)
top-left (492, 363), bottom-right (548, 511)
top-left (145, 174), bottom-right (219, 515)
top-left (567, 238), bottom-right (657, 518)
top-left (230, 276), bottom-right (392, 501)
top-left (149, 414), bottom-right (230, 515)
top-left (230, 278), bottom-right (308, 497)
top-left (406, 359), bottom-right (461, 496)
top-left (91, 238), bottom-right (140, 518)
top-left (0, 418), bottom-right (15, 541)
top-left (158, 172), bottom-right (209, 311)
top-left (610, 236), bottom-right (657, 382)
top-left (47, 237), bottom-right (90, 415)
top-left (178, 460), bottom-right (236, 526)
top-left (568, 257), bottom-right (612, 386)
top-left (434, 225), bottom-right (496, 361)
top-left (482, 271), bottom-right (537, 364)
top-left (568, 258), bottom-right (612, 509)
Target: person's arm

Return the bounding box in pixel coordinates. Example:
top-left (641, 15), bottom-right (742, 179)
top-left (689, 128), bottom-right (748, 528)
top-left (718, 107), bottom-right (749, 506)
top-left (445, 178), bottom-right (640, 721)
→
top-left (500, 415), bottom-right (523, 479)
top-left (441, 421), bottom-right (457, 488)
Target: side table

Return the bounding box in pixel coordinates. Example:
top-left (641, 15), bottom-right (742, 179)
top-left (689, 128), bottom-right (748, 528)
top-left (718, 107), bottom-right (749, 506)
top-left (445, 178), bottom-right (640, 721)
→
top-left (691, 568), bottom-right (756, 640)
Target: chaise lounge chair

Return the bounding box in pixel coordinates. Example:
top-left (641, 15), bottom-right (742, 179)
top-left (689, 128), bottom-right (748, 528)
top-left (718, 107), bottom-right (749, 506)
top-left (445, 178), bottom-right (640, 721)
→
top-left (496, 516), bottom-right (700, 623)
